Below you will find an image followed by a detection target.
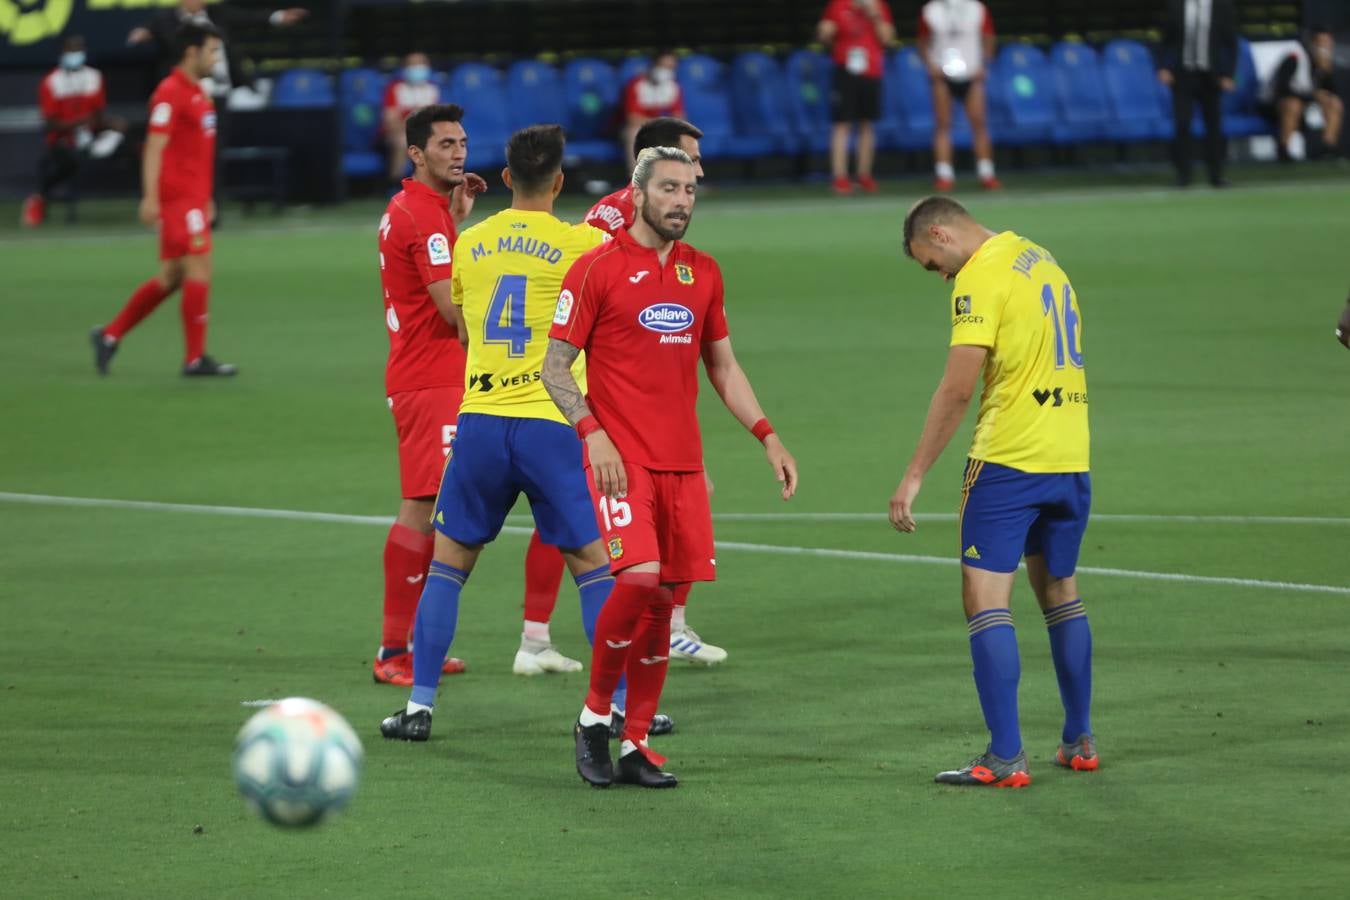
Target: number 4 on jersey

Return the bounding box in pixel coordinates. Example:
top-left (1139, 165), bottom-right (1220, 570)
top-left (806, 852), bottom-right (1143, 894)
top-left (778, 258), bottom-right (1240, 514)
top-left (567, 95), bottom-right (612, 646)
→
top-left (484, 274), bottom-right (532, 358)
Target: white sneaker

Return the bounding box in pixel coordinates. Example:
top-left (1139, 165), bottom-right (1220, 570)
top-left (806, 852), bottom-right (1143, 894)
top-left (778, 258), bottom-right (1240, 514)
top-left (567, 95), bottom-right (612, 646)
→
top-left (669, 626), bottom-right (727, 666)
top-left (513, 641), bottom-right (583, 676)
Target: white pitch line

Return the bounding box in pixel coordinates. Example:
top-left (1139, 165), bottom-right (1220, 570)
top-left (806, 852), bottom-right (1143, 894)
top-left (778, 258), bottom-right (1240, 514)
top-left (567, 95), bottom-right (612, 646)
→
top-left (2, 491), bottom-right (1347, 596)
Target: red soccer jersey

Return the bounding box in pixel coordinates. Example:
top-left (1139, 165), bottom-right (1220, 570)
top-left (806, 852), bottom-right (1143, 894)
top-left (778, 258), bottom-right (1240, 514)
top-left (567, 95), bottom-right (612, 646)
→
top-left (822, 0), bottom-right (895, 80)
top-left (39, 66), bottom-right (106, 147)
top-left (583, 186), bottom-right (634, 236)
top-left (550, 228), bottom-right (729, 472)
top-left (622, 75), bottom-right (685, 120)
top-left (378, 177), bottom-right (465, 395)
top-left (381, 79), bottom-right (440, 130)
top-left (147, 68), bottom-right (216, 205)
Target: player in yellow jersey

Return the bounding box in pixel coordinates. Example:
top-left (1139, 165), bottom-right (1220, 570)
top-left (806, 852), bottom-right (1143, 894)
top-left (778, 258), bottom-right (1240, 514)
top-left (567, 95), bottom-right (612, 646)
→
top-left (380, 125), bottom-right (622, 742)
top-left (890, 196), bottom-right (1096, 787)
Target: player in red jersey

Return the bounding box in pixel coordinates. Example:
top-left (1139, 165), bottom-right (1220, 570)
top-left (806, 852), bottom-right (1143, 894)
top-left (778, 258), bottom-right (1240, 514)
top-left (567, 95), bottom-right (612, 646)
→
top-left (522, 117), bottom-right (724, 676)
top-left (373, 103), bottom-right (487, 685)
top-left (545, 147), bottom-right (798, 788)
top-left (91, 23), bottom-right (236, 377)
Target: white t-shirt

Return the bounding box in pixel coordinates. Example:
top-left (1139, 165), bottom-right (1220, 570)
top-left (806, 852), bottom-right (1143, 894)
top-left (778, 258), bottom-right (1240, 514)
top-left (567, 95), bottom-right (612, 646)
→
top-left (919, 0), bottom-right (993, 83)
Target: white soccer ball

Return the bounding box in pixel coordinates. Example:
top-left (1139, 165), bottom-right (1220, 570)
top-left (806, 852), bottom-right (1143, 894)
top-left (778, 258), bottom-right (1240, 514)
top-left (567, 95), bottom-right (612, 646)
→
top-left (232, 697), bottom-right (364, 828)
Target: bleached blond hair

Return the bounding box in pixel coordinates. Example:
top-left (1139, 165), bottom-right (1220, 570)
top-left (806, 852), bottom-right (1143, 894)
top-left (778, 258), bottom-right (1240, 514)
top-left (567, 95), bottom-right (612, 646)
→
top-left (631, 146), bottom-right (695, 192)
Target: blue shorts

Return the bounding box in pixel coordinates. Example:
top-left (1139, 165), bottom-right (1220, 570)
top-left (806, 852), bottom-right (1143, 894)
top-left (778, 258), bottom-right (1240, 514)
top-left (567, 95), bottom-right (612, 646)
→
top-left (958, 459), bottom-right (1091, 577)
top-left (433, 413), bottom-right (600, 550)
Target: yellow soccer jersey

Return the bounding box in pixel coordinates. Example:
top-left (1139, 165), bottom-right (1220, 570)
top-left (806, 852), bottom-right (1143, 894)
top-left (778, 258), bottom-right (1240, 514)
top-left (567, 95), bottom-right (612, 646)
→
top-left (949, 231), bottom-right (1090, 473)
top-left (452, 210), bottom-right (607, 422)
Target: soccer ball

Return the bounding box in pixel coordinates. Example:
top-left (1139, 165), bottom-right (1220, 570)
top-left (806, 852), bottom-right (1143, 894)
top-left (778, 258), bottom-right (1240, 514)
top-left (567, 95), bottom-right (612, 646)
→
top-left (232, 697), bottom-right (364, 827)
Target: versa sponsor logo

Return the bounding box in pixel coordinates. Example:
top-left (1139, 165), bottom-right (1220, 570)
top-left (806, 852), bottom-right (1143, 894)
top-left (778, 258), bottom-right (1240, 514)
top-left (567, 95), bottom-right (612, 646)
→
top-left (1032, 388), bottom-right (1088, 407)
top-left (639, 302), bottom-right (693, 334)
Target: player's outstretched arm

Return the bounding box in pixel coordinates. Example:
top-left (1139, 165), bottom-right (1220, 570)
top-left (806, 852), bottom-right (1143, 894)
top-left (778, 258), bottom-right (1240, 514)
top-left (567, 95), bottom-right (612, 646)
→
top-left (890, 345), bottom-right (986, 533)
top-left (701, 337), bottom-right (797, 500)
top-left (543, 338), bottom-right (628, 499)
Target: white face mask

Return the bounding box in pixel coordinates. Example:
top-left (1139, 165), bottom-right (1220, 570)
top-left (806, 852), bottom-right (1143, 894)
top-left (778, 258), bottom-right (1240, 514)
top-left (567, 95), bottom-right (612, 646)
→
top-left (61, 51), bottom-right (86, 70)
top-left (651, 66), bottom-right (675, 85)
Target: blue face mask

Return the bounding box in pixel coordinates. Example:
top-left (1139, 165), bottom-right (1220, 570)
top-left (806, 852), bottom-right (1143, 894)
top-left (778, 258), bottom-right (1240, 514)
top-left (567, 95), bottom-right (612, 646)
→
top-left (404, 64), bottom-right (430, 84)
top-left (61, 51), bottom-right (86, 70)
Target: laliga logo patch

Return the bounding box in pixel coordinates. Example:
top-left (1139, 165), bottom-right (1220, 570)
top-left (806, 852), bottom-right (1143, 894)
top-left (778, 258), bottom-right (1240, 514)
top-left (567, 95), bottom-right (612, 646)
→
top-left (955, 295), bottom-right (973, 315)
top-left (607, 537), bottom-right (624, 560)
top-left (202, 111), bottom-right (217, 135)
top-left (386, 305), bottom-right (400, 333)
top-left (553, 289), bottom-right (574, 326)
top-left (638, 302), bottom-right (693, 334)
top-left (427, 233), bottom-right (451, 266)
top-left (674, 262), bottom-right (694, 285)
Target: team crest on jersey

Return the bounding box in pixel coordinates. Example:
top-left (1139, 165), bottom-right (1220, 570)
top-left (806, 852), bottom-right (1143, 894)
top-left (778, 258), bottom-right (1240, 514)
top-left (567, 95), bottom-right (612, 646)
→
top-left (607, 537), bottom-right (624, 560)
top-left (955, 295), bottom-right (973, 315)
top-left (674, 262), bottom-right (694, 285)
top-left (553, 289), bottom-right (575, 326)
top-left (427, 233), bottom-right (452, 266)
top-left (202, 111), bottom-right (217, 135)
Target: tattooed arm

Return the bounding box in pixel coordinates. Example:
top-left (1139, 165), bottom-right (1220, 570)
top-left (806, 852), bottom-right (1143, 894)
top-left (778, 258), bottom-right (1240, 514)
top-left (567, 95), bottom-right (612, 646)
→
top-left (543, 339), bottom-right (628, 499)
top-left (541, 339), bottom-right (591, 424)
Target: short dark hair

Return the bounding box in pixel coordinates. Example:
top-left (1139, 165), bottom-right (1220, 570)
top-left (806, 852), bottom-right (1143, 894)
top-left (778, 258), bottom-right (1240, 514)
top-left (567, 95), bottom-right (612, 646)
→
top-left (63, 34), bottom-right (85, 51)
top-left (506, 124), bottom-right (566, 194)
top-left (1310, 24), bottom-right (1332, 36)
top-left (902, 195), bottom-right (972, 258)
top-left (633, 117), bottom-right (703, 157)
top-left (173, 22), bottom-right (222, 61)
top-left (405, 103), bottom-right (465, 150)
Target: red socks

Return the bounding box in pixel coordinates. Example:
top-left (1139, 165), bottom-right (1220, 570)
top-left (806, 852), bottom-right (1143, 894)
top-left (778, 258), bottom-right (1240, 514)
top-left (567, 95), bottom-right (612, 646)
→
top-left (621, 586), bottom-right (675, 754)
top-left (584, 571), bottom-right (661, 717)
top-left (180, 279), bottom-right (209, 364)
top-left (522, 529), bottom-right (566, 625)
top-left (382, 523), bottom-right (434, 649)
top-left (672, 582), bottom-right (691, 608)
top-left (105, 278), bottom-right (171, 342)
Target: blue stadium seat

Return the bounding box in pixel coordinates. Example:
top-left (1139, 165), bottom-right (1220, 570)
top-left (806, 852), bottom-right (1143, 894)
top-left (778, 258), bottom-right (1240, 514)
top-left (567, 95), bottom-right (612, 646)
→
top-left (1222, 37), bottom-right (1271, 138)
top-left (562, 58), bottom-right (621, 163)
top-left (989, 44), bottom-right (1054, 145)
top-left (505, 60), bottom-right (566, 133)
top-left (1100, 39), bottom-right (1169, 141)
top-left (272, 68), bottom-right (335, 109)
top-left (446, 64), bottom-right (511, 170)
top-left (676, 54), bottom-right (776, 159)
top-left (783, 49), bottom-right (833, 153)
top-left (891, 46), bottom-right (972, 149)
top-left (338, 68), bottom-right (388, 178)
top-left (617, 56), bottom-right (650, 88)
top-left (1049, 41), bottom-right (1111, 143)
top-left (729, 52), bottom-right (798, 153)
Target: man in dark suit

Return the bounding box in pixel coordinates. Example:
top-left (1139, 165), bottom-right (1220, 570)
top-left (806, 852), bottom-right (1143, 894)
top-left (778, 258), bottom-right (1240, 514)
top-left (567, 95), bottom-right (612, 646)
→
top-left (128, 0), bottom-right (308, 96)
top-left (1157, 0), bottom-right (1239, 187)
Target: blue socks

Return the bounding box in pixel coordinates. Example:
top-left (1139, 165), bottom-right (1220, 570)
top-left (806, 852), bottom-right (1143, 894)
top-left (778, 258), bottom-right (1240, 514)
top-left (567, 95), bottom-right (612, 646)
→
top-left (409, 561), bottom-right (468, 708)
top-left (573, 564), bottom-right (626, 712)
top-left (1044, 599), bottom-right (1093, 743)
top-left (968, 609), bottom-right (1022, 759)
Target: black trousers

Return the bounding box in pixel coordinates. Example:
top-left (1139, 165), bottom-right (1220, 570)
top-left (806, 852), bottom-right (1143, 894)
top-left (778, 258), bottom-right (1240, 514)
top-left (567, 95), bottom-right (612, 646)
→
top-left (37, 144), bottom-right (80, 197)
top-left (1171, 70), bottom-right (1225, 184)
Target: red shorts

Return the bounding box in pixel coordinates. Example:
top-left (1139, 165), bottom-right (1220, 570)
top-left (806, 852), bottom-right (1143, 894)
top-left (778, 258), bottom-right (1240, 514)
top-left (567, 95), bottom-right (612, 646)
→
top-left (589, 464), bottom-right (715, 584)
top-left (159, 202), bottom-right (212, 260)
top-left (389, 385), bottom-right (464, 499)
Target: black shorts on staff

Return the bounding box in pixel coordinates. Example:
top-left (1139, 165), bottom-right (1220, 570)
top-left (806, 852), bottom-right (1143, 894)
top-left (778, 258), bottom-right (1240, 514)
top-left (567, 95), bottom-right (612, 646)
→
top-left (831, 68), bottom-right (882, 122)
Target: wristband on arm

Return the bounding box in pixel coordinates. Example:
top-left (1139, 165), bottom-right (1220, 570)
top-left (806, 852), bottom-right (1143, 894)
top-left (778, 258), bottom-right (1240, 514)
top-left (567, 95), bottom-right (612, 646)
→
top-left (576, 415), bottom-right (602, 440)
top-left (750, 418), bottom-right (775, 443)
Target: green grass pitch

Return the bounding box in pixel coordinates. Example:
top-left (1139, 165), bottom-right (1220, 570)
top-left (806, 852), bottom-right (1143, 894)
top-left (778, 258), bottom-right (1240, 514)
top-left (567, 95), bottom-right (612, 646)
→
top-left (2, 171), bottom-right (1349, 897)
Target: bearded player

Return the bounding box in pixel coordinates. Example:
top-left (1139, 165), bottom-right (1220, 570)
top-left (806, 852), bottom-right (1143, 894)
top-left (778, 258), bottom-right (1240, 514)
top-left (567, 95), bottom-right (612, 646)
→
top-left (546, 147), bottom-right (798, 788)
top-left (372, 103), bottom-right (487, 685)
top-left (518, 117), bottom-right (726, 673)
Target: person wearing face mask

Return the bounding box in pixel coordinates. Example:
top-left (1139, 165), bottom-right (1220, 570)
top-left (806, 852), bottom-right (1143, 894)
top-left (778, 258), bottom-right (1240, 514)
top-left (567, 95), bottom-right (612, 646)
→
top-left (22, 35), bottom-right (127, 228)
top-left (620, 52), bottom-right (686, 171)
top-left (382, 53), bottom-right (442, 186)
top-left (818, 0), bottom-right (896, 195)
